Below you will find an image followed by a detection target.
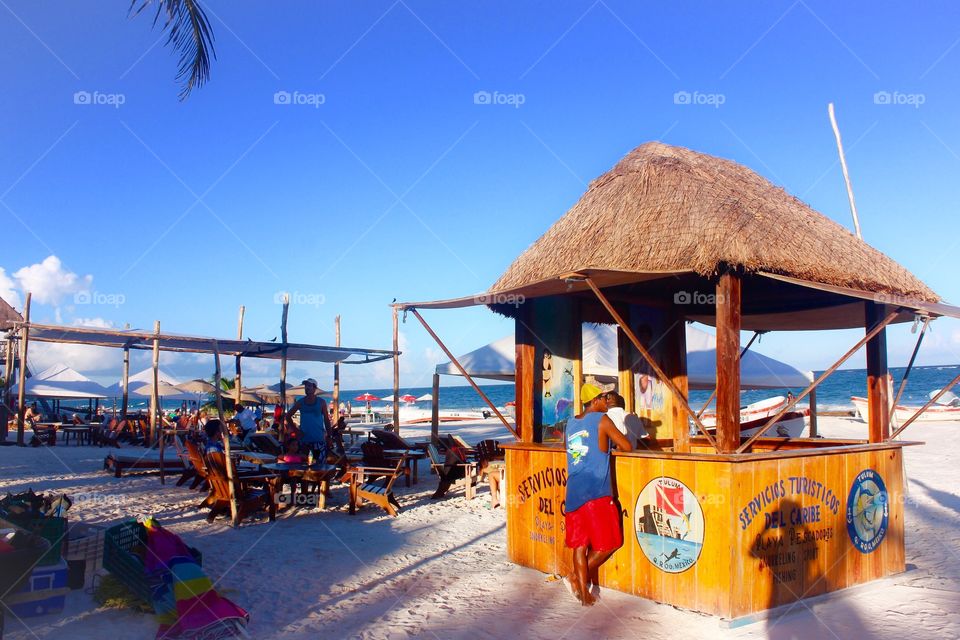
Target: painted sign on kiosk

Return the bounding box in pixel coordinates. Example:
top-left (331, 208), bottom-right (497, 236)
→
top-left (634, 477), bottom-right (705, 573)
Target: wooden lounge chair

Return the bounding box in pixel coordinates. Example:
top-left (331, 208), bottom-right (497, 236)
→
top-left (426, 443), bottom-right (479, 500)
top-left (349, 454), bottom-right (407, 517)
top-left (361, 442), bottom-right (411, 484)
top-left (103, 451), bottom-right (186, 478)
top-left (368, 429), bottom-right (429, 452)
top-left (203, 452), bottom-right (276, 524)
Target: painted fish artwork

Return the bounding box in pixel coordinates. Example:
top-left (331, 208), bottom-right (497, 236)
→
top-left (542, 352), bottom-right (575, 444)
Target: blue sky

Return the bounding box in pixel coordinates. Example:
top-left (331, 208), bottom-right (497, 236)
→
top-left (1, 0), bottom-right (959, 390)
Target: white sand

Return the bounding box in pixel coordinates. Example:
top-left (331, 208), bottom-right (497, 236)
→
top-left (1, 417), bottom-right (958, 640)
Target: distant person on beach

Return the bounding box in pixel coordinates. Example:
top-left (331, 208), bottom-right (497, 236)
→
top-left (346, 401), bottom-right (352, 417)
top-left (24, 402), bottom-right (41, 425)
top-left (564, 383), bottom-right (633, 606)
top-left (234, 404), bottom-right (257, 440)
top-left (286, 378), bottom-right (331, 460)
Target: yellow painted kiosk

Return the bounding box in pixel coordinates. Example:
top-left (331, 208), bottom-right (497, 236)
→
top-left (397, 142), bottom-right (960, 620)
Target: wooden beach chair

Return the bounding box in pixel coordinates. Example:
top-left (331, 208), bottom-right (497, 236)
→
top-left (368, 429), bottom-right (429, 452)
top-left (426, 443), bottom-right (479, 500)
top-left (103, 451), bottom-right (186, 478)
top-left (203, 452), bottom-right (276, 524)
top-left (349, 454), bottom-right (407, 517)
top-left (361, 442), bottom-right (411, 485)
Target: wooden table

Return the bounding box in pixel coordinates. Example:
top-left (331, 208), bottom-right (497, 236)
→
top-left (382, 449), bottom-right (428, 487)
top-left (60, 426), bottom-right (92, 446)
top-left (262, 462), bottom-right (339, 509)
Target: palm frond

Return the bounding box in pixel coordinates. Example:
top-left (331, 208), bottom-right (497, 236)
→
top-left (131, 0), bottom-right (216, 100)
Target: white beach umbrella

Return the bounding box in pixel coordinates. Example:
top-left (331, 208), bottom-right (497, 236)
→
top-left (416, 393), bottom-right (433, 402)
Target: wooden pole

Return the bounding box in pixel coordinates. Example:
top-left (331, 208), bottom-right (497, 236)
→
top-left (409, 308), bottom-right (518, 439)
top-left (392, 306), bottom-right (400, 432)
top-left (333, 315), bottom-right (341, 420)
top-left (715, 272), bottom-right (742, 453)
top-left (584, 278), bottom-right (717, 450)
top-left (213, 339), bottom-right (239, 526)
top-left (665, 311), bottom-right (690, 453)
top-left (515, 307), bottom-right (536, 443)
top-left (149, 321), bottom-right (160, 448)
top-left (2, 334), bottom-right (13, 441)
top-left (431, 372), bottom-right (440, 444)
top-left (16, 293), bottom-right (31, 446)
top-left (865, 302), bottom-right (890, 443)
top-left (696, 331), bottom-right (761, 418)
top-left (280, 295), bottom-right (289, 416)
top-left (888, 371), bottom-right (960, 441)
top-left (121, 346), bottom-right (130, 420)
top-left (808, 388), bottom-right (818, 437)
top-left (828, 102), bottom-right (863, 239)
top-left (234, 306), bottom-right (245, 408)
top-left (737, 308), bottom-right (900, 453)
top-left (213, 341), bottom-right (225, 422)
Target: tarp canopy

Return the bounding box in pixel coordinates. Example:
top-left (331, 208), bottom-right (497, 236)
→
top-left (11, 362), bottom-right (109, 398)
top-left (436, 324), bottom-right (813, 390)
top-left (19, 323), bottom-right (395, 364)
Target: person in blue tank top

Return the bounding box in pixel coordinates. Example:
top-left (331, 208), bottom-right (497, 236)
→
top-left (286, 378), bottom-right (331, 461)
top-left (564, 383), bottom-right (633, 606)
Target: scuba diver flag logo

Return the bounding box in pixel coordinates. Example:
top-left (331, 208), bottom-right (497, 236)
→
top-left (635, 477), bottom-right (704, 574)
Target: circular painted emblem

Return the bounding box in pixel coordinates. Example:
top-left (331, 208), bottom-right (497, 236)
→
top-left (846, 469), bottom-right (889, 554)
top-left (634, 477), bottom-right (704, 573)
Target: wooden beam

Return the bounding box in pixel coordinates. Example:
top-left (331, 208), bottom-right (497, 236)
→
top-left (392, 306), bottom-right (400, 432)
top-left (891, 317), bottom-right (930, 412)
top-left (213, 339), bottom-right (239, 526)
top-left (431, 372), bottom-right (440, 443)
top-left (121, 346), bottom-right (130, 420)
top-left (409, 308), bottom-right (518, 439)
top-left (865, 302), bottom-right (890, 442)
top-left (665, 310), bottom-right (690, 453)
top-left (333, 315), bottom-right (341, 420)
top-left (16, 293), bottom-right (30, 446)
top-left (737, 308), bottom-right (900, 453)
top-left (715, 272), bottom-right (742, 453)
top-left (808, 388), bottom-right (818, 437)
top-left (516, 306), bottom-right (536, 443)
top-left (584, 278), bottom-right (718, 451)
top-left (149, 321), bottom-right (160, 448)
top-left (279, 295), bottom-right (289, 413)
top-left (888, 371), bottom-right (960, 441)
top-left (234, 305), bottom-right (245, 406)
top-left (2, 335), bottom-right (13, 441)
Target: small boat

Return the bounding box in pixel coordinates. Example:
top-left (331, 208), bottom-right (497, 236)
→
top-left (701, 395), bottom-right (789, 428)
top-left (851, 396), bottom-right (960, 423)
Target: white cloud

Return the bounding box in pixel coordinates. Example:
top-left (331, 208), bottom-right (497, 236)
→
top-left (0, 268), bottom-right (20, 310)
top-left (13, 256), bottom-right (92, 307)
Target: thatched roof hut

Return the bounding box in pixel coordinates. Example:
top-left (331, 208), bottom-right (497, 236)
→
top-left (0, 296), bottom-right (21, 331)
top-left (486, 142), bottom-right (944, 330)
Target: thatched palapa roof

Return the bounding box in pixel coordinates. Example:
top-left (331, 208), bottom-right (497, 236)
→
top-left (0, 296), bottom-right (21, 331)
top-left (491, 142), bottom-right (937, 302)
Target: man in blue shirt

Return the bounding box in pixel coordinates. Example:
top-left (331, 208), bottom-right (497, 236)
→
top-left (565, 383), bottom-right (633, 606)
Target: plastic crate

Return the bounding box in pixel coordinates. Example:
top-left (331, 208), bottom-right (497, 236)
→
top-left (103, 520), bottom-right (202, 608)
top-left (0, 515), bottom-right (66, 566)
top-left (65, 522), bottom-right (106, 568)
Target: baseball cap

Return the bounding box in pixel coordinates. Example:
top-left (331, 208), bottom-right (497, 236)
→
top-left (581, 382), bottom-right (615, 404)
top-left (302, 378), bottom-right (318, 387)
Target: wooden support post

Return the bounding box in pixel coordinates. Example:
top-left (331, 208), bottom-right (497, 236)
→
top-left (515, 305), bottom-right (535, 443)
top-left (16, 293), bottom-right (31, 446)
top-left (697, 332), bottom-right (761, 418)
top-left (665, 311), bottom-right (690, 453)
top-left (2, 335), bottom-right (13, 441)
top-left (431, 372), bottom-right (440, 444)
top-left (409, 309), bottom-right (518, 439)
top-left (737, 308), bottom-right (900, 452)
top-left (584, 278), bottom-right (717, 450)
top-left (892, 317), bottom-right (930, 411)
top-left (213, 339), bottom-right (239, 526)
top-left (280, 295), bottom-right (289, 415)
top-left (149, 321), bottom-right (160, 448)
top-left (235, 306), bottom-right (245, 407)
top-left (392, 306), bottom-right (400, 432)
top-left (808, 388), bottom-right (818, 437)
top-left (866, 302), bottom-right (890, 443)
top-left (333, 315), bottom-right (341, 420)
top-left (715, 272), bottom-right (742, 454)
top-left (121, 346), bottom-right (130, 420)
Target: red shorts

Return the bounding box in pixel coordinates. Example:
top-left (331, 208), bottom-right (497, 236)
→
top-left (565, 496), bottom-right (623, 552)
